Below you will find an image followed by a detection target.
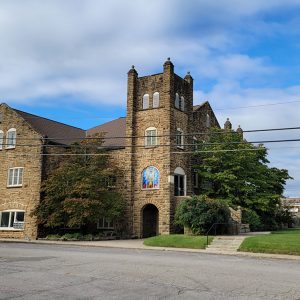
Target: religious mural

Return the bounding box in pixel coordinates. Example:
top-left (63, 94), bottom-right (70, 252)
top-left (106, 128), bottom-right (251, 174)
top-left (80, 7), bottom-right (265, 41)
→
top-left (142, 166), bottom-right (159, 189)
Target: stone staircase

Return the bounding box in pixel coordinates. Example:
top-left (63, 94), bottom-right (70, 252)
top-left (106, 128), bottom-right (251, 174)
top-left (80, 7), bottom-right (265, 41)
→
top-left (206, 236), bottom-right (246, 254)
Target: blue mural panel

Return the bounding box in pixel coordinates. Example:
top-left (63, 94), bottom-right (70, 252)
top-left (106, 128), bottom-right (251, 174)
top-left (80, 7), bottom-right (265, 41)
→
top-left (142, 166), bottom-right (159, 189)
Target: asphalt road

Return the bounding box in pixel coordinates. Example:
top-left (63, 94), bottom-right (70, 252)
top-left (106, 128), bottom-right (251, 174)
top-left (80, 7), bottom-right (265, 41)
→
top-left (0, 243), bottom-right (300, 299)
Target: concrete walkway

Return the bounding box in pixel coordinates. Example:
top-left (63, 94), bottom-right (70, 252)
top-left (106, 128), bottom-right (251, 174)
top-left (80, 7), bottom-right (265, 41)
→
top-left (1, 234), bottom-right (300, 261)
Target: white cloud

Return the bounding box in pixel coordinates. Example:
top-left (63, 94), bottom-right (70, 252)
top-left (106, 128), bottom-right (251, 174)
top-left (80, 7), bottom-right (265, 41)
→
top-left (0, 0), bottom-right (300, 195)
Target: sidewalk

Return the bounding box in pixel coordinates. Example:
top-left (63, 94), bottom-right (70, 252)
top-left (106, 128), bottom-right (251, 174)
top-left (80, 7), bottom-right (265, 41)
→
top-left (1, 237), bottom-right (300, 261)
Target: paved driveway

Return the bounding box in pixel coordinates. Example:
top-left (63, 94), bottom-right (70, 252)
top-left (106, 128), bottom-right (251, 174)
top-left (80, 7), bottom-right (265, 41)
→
top-left (1, 242), bottom-right (300, 299)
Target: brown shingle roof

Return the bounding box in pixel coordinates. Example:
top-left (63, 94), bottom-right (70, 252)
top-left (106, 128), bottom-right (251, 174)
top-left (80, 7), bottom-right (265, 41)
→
top-left (14, 109), bottom-right (85, 145)
top-left (87, 117), bottom-right (126, 149)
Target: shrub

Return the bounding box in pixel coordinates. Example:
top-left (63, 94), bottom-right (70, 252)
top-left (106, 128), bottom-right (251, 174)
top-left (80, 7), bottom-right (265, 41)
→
top-left (60, 232), bottom-right (83, 241)
top-left (242, 208), bottom-right (262, 231)
top-left (174, 196), bottom-right (231, 234)
top-left (46, 234), bottom-right (61, 240)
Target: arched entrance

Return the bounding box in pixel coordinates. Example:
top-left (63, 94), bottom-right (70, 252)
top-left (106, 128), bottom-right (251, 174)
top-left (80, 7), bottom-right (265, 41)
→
top-left (142, 204), bottom-right (159, 238)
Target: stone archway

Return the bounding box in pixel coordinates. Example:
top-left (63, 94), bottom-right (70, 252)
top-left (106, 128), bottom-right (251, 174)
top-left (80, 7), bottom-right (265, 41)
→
top-left (142, 204), bottom-right (159, 238)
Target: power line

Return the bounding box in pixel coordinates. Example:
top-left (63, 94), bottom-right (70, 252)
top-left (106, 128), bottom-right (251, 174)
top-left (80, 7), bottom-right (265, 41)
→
top-left (1, 137), bottom-right (300, 149)
top-left (2, 125), bottom-right (300, 142)
top-left (212, 100), bottom-right (300, 111)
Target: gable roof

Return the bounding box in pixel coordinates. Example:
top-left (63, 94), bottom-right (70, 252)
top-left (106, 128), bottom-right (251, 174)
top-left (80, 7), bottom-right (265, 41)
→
top-left (14, 109), bottom-right (85, 145)
top-left (193, 101), bottom-right (208, 111)
top-left (87, 117), bottom-right (126, 149)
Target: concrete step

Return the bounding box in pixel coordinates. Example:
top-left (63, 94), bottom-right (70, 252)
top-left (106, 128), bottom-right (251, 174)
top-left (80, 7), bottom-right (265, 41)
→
top-left (207, 235), bottom-right (246, 253)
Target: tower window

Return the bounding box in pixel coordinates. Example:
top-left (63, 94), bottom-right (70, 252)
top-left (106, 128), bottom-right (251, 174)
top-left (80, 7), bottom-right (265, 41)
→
top-left (176, 128), bottom-right (184, 149)
top-left (175, 93), bottom-right (180, 109)
top-left (181, 96), bottom-right (185, 111)
top-left (145, 127), bottom-right (157, 147)
top-left (153, 92), bottom-right (160, 108)
top-left (142, 94), bottom-right (149, 109)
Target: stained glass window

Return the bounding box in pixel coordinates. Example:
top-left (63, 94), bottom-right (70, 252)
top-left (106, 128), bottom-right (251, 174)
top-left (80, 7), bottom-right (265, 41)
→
top-left (142, 166), bottom-right (159, 189)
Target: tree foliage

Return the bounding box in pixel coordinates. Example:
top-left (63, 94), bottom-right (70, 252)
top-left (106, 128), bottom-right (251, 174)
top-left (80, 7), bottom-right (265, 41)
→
top-left (34, 135), bottom-right (125, 228)
top-left (174, 195), bottom-right (230, 234)
top-left (194, 128), bottom-right (292, 227)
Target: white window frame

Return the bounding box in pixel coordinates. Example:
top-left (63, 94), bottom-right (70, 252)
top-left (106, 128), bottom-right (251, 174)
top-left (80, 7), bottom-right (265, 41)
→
top-left (174, 167), bottom-right (186, 196)
top-left (176, 128), bottom-right (184, 149)
top-left (175, 93), bottom-right (180, 109)
top-left (0, 130), bottom-right (3, 150)
top-left (0, 210), bottom-right (25, 230)
top-left (142, 94), bottom-right (150, 109)
top-left (7, 167), bottom-right (24, 187)
top-left (6, 128), bottom-right (16, 149)
top-left (97, 217), bottom-right (114, 229)
top-left (145, 127), bottom-right (158, 147)
top-left (181, 96), bottom-right (185, 111)
top-left (153, 92), bottom-right (160, 108)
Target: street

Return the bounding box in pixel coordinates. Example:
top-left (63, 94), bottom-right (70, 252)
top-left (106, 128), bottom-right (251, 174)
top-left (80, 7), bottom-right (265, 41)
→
top-left (0, 243), bottom-right (300, 299)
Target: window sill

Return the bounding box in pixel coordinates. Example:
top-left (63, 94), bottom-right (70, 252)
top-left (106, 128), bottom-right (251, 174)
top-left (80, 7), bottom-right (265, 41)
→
top-left (176, 146), bottom-right (185, 150)
top-left (0, 228), bottom-right (24, 231)
top-left (7, 185), bottom-right (23, 188)
top-left (5, 146), bottom-right (16, 150)
top-left (145, 145), bottom-right (158, 149)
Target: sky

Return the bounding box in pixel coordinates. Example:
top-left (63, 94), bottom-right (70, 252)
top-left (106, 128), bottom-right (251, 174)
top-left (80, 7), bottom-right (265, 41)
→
top-left (0, 0), bottom-right (300, 196)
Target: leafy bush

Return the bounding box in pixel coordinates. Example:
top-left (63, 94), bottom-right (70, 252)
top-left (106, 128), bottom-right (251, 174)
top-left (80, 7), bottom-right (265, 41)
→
top-left (174, 196), bottom-right (231, 234)
top-left (242, 208), bottom-right (262, 231)
top-left (60, 232), bottom-right (83, 241)
top-left (46, 234), bottom-right (61, 240)
top-left (82, 234), bottom-right (94, 241)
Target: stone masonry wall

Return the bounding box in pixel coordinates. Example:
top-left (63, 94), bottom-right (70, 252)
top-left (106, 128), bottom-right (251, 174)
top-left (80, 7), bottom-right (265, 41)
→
top-left (0, 104), bottom-right (43, 239)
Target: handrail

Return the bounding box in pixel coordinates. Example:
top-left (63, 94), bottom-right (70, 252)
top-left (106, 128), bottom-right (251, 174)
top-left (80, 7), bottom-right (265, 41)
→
top-left (206, 220), bottom-right (239, 245)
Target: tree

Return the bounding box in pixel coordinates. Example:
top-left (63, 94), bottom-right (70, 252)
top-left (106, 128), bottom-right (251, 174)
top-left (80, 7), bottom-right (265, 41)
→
top-left (194, 128), bottom-right (292, 228)
top-left (174, 196), bottom-right (230, 234)
top-left (34, 135), bottom-right (125, 229)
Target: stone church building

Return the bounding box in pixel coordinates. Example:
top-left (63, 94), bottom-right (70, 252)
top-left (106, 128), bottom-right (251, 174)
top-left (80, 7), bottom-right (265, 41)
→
top-left (0, 59), bottom-right (226, 239)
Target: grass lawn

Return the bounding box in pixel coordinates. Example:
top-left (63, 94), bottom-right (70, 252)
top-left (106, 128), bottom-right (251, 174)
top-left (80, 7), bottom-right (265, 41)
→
top-left (239, 229), bottom-right (300, 255)
top-left (143, 234), bottom-right (212, 249)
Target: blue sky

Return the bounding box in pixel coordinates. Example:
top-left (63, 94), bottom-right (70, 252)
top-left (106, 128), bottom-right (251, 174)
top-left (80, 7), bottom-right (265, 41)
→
top-left (1, 0), bottom-right (300, 196)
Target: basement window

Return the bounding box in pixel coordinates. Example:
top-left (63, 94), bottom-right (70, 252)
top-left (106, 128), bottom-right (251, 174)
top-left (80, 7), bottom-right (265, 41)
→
top-left (0, 210), bottom-right (25, 230)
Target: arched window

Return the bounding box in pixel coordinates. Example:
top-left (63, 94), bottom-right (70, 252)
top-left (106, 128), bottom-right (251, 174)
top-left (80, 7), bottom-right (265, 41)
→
top-left (153, 92), bottom-right (160, 108)
top-left (142, 94), bottom-right (149, 109)
top-left (0, 130), bottom-right (3, 150)
top-left (181, 96), bottom-right (185, 111)
top-left (175, 93), bottom-right (180, 109)
top-left (193, 136), bottom-right (198, 151)
top-left (174, 167), bottom-right (186, 196)
top-left (176, 128), bottom-right (184, 149)
top-left (6, 128), bottom-right (16, 149)
top-left (142, 166), bottom-right (159, 190)
top-left (145, 127), bottom-right (157, 147)
top-left (206, 114), bottom-right (210, 128)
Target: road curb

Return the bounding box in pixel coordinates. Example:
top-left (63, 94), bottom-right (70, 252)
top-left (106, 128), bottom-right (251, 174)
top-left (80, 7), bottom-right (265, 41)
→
top-left (1, 238), bottom-right (300, 261)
